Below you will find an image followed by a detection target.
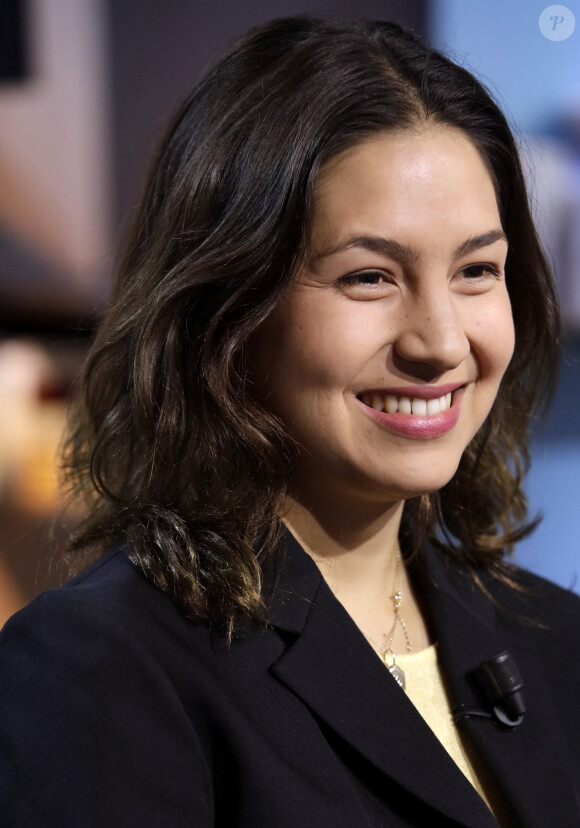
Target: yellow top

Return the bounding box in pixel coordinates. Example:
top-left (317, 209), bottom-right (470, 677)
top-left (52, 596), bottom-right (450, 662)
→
top-left (395, 644), bottom-right (493, 809)
top-left (370, 643), bottom-right (512, 824)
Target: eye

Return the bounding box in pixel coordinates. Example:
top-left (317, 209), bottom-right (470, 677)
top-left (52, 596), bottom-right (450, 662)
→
top-left (460, 263), bottom-right (502, 280)
top-left (339, 270), bottom-right (390, 285)
top-left (335, 269), bottom-right (396, 299)
top-left (453, 262), bottom-right (505, 294)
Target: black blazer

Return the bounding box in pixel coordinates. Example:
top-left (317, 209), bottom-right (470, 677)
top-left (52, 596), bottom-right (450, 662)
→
top-left (1, 534), bottom-right (579, 827)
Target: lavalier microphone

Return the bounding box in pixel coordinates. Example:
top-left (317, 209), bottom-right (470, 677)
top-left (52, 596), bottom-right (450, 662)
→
top-left (453, 651), bottom-right (526, 729)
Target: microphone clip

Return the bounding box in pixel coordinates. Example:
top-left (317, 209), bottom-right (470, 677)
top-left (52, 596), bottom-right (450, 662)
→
top-left (454, 651), bottom-right (526, 729)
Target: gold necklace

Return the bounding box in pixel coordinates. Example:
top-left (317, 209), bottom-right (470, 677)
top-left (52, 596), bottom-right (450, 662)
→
top-left (363, 549), bottom-right (412, 690)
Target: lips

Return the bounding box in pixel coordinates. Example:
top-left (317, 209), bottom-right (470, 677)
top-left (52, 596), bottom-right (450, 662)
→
top-left (357, 384), bottom-right (464, 439)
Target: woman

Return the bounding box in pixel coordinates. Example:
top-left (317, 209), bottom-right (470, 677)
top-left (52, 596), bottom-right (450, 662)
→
top-left (1, 16), bottom-right (579, 827)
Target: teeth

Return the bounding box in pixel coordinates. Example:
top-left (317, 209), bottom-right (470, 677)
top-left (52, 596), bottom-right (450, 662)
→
top-left (412, 398), bottom-right (427, 416)
top-left (361, 391), bottom-right (455, 417)
top-left (371, 393), bottom-right (383, 411)
top-left (426, 398), bottom-right (441, 416)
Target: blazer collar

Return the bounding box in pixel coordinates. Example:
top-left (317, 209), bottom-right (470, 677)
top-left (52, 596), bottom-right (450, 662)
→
top-left (269, 533), bottom-right (499, 827)
top-left (269, 532), bottom-right (579, 827)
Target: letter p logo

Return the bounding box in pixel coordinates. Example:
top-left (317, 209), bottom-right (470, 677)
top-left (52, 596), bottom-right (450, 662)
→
top-left (539, 5), bottom-right (576, 40)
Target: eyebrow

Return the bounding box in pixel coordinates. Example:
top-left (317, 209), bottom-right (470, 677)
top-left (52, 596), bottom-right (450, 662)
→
top-left (310, 229), bottom-right (508, 267)
top-left (454, 230), bottom-right (508, 258)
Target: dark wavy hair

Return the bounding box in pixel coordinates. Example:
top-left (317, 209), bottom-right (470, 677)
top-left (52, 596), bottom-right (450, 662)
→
top-left (63, 16), bottom-right (560, 633)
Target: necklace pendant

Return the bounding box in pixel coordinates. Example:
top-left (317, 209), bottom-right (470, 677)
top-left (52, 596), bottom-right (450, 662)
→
top-left (389, 663), bottom-right (406, 690)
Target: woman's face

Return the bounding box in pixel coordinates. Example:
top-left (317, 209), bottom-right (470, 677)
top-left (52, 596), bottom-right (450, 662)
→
top-left (250, 127), bottom-right (515, 509)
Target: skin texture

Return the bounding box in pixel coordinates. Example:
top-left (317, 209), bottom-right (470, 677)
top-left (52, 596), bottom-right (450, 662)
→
top-left (250, 127), bottom-right (516, 649)
top-left (253, 126), bottom-right (514, 511)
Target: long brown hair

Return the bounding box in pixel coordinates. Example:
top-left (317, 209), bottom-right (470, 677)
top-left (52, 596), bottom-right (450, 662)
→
top-left (63, 17), bottom-right (560, 633)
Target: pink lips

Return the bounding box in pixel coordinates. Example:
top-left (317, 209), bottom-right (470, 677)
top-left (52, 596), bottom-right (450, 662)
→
top-left (357, 384), bottom-right (464, 439)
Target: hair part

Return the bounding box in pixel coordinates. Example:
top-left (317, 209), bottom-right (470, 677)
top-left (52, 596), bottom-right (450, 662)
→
top-left (62, 16), bottom-right (560, 634)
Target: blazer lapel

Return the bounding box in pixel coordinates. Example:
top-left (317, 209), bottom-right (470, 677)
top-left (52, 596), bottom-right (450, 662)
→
top-left (415, 547), bottom-right (580, 827)
top-left (269, 534), bottom-right (499, 827)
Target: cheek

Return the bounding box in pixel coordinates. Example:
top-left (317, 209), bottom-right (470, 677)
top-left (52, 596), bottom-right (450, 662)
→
top-left (263, 300), bottom-right (359, 386)
top-left (503, 326), bottom-right (516, 372)
top-left (496, 307), bottom-right (516, 376)
top-left (247, 303), bottom-right (325, 409)
top-left (474, 297), bottom-right (515, 381)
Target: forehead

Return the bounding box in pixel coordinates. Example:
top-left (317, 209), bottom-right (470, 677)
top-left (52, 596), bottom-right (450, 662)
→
top-left (310, 127), bottom-right (501, 252)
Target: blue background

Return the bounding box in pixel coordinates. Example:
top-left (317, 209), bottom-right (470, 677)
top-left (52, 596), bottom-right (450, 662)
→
top-left (431, 0), bottom-right (580, 591)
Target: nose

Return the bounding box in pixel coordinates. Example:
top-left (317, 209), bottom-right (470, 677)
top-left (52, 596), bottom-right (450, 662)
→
top-left (392, 288), bottom-right (470, 375)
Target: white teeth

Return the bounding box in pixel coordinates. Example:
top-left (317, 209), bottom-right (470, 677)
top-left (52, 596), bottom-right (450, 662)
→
top-left (412, 398), bottom-right (427, 416)
top-left (361, 390), bottom-right (455, 417)
top-left (371, 393), bottom-right (383, 411)
top-left (426, 398), bottom-right (441, 416)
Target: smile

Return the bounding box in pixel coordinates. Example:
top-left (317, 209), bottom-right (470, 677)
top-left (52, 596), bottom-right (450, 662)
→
top-left (356, 384), bottom-right (464, 439)
top-left (358, 391), bottom-right (453, 417)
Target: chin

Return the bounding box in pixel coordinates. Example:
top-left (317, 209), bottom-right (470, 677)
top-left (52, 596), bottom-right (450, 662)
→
top-left (363, 460), bottom-right (463, 503)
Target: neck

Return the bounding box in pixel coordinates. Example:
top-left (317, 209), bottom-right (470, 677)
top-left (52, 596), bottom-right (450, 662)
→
top-left (282, 495), bottom-right (404, 588)
top-left (282, 494), bottom-right (432, 652)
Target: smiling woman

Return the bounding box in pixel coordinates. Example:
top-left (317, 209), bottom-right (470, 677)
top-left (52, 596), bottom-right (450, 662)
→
top-left (250, 129), bottom-right (515, 507)
top-left (1, 15), bottom-right (579, 828)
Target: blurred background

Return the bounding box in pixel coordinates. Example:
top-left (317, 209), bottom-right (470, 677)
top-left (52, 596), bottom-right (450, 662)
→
top-left (0, 0), bottom-right (578, 626)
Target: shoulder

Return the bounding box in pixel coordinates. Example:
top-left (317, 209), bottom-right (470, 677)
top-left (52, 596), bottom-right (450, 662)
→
top-left (0, 546), bottom-right (218, 688)
top-left (421, 544), bottom-right (580, 651)
top-left (488, 565), bottom-right (580, 631)
top-left (468, 562), bottom-right (580, 659)
top-left (0, 548), bottom-right (217, 824)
